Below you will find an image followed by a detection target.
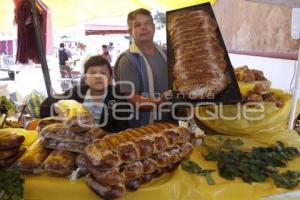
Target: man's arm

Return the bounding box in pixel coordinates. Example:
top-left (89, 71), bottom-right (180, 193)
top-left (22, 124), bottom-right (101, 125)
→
top-left (127, 92), bottom-right (161, 111)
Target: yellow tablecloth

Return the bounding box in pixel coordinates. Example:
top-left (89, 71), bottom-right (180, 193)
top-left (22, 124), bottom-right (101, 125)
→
top-left (23, 146), bottom-right (300, 200)
top-left (13, 121), bottom-right (300, 200)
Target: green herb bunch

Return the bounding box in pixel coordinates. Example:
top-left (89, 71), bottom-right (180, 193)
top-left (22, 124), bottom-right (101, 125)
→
top-left (0, 167), bottom-right (24, 200)
top-left (204, 141), bottom-right (300, 189)
top-left (181, 160), bottom-right (215, 185)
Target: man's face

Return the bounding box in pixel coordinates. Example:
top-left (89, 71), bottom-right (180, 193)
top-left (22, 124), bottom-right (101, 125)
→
top-left (102, 47), bottom-right (108, 53)
top-left (84, 65), bottom-right (112, 92)
top-left (130, 14), bottom-right (155, 43)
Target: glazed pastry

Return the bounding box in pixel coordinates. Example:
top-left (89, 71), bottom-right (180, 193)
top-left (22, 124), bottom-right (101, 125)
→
top-left (40, 149), bottom-right (75, 176)
top-left (85, 123), bottom-right (192, 167)
top-left (84, 123), bottom-right (194, 199)
top-left (85, 174), bottom-right (126, 199)
top-left (16, 139), bottom-right (50, 173)
top-left (168, 10), bottom-right (229, 99)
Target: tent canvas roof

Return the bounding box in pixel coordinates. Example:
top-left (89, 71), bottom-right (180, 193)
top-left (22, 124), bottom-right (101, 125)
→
top-left (0, 0), bottom-right (216, 33)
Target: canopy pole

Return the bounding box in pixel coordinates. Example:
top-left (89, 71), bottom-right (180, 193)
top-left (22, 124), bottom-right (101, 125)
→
top-left (29, 0), bottom-right (52, 97)
top-left (288, 46), bottom-right (300, 129)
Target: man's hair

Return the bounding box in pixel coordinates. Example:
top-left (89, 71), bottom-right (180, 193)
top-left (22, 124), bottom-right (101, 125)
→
top-left (102, 44), bottom-right (108, 48)
top-left (84, 55), bottom-right (112, 76)
top-left (127, 8), bottom-right (153, 28)
top-left (59, 43), bottom-right (65, 48)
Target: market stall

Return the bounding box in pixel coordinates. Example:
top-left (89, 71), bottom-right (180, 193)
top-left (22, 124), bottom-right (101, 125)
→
top-left (1, 1), bottom-right (300, 200)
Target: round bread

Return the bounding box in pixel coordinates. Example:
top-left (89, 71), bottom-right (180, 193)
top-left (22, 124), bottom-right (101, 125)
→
top-left (0, 146), bottom-right (20, 160)
top-left (37, 117), bottom-right (63, 133)
top-left (0, 147), bottom-right (26, 167)
top-left (0, 131), bottom-right (25, 150)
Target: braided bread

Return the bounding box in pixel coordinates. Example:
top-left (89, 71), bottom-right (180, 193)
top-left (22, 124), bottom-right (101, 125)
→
top-left (84, 123), bottom-right (194, 199)
top-left (86, 174), bottom-right (126, 199)
top-left (85, 123), bottom-right (191, 167)
top-left (168, 10), bottom-right (229, 99)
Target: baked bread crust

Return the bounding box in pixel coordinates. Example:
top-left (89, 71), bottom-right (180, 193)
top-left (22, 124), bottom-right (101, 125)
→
top-left (168, 10), bottom-right (229, 99)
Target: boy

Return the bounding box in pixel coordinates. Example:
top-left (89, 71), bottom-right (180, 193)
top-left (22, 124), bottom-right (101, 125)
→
top-left (40, 55), bottom-right (129, 133)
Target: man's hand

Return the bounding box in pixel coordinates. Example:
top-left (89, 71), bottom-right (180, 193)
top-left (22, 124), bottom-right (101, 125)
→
top-left (161, 90), bottom-right (173, 102)
top-left (126, 90), bottom-right (172, 111)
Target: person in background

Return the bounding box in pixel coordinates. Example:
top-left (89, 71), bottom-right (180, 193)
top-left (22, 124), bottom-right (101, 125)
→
top-left (108, 42), bottom-right (116, 65)
top-left (101, 44), bottom-right (112, 64)
top-left (108, 42), bottom-right (114, 52)
top-left (58, 42), bottom-right (72, 78)
top-left (40, 55), bottom-right (129, 133)
top-left (75, 42), bottom-right (91, 73)
top-left (114, 8), bottom-right (171, 128)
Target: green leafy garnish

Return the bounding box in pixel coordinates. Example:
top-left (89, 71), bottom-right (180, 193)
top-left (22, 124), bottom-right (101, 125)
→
top-left (0, 167), bottom-right (24, 200)
top-left (181, 160), bottom-right (215, 185)
top-left (203, 141), bottom-right (300, 189)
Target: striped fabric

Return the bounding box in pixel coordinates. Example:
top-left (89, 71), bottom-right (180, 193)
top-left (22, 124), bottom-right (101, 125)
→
top-left (24, 91), bottom-right (45, 118)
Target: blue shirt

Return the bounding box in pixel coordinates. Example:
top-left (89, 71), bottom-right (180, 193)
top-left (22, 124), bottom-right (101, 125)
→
top-left (82, 89), bottom-right (105, 121)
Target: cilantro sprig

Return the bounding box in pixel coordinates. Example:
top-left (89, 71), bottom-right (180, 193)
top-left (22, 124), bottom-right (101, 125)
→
top-left (0, 167), bottom-right (24, 200)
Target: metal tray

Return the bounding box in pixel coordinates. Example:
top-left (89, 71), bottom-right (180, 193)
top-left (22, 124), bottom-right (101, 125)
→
top-left (166, 3), bottom-right (241, 104)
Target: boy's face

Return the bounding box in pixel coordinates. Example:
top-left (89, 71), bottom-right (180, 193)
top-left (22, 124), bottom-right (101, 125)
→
top-left (130, 14), bottom-right (155, 44)
top-left (84, 65), bottom-right (112, 92)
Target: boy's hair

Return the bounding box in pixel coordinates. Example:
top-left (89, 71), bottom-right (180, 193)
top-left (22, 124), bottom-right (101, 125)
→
top-left (84, 55), bottom-right (112, 76)
top-left (59, 43), bottom-right (65, 48)
top-left (127, 8), bottom-right (153, 28)
top-left (102, 44), bottom-right (108, 48)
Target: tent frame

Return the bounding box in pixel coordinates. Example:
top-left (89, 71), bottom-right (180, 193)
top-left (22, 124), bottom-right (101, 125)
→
top-left (30, 0), bottom-right (52, 97)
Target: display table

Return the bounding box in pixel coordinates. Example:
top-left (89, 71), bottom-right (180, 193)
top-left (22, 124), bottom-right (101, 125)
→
top-left (10, 113), bottom-right (300, 200)
top-left (23, 147), bottom-right (300, 200)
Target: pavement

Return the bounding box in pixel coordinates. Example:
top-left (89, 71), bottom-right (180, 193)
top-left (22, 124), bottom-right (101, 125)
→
top-left (0, 56), bottom-right (83, 103)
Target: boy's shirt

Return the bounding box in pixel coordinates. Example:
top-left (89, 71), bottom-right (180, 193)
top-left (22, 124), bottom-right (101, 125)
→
top-left (83, 89), bottom-right (105, 122)
top-left (70, 85), bottom-right (129, 132)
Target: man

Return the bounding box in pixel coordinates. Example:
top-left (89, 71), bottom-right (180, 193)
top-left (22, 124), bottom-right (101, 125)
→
top-left (101, 44), bottom-right (112, 64)
top-left (58, 42), bottom-right (72, 78)
top-left (115, 8), bottom-right (171, 128)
